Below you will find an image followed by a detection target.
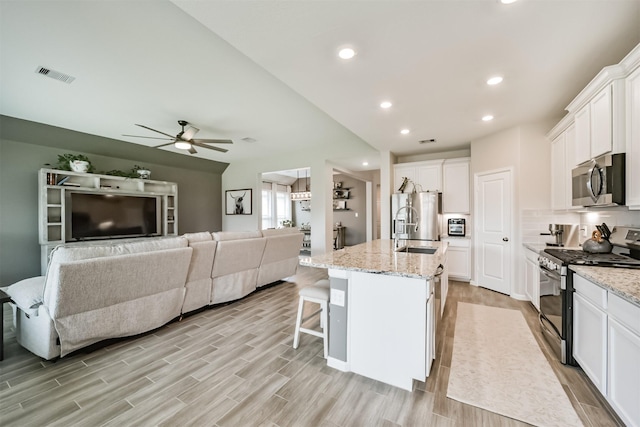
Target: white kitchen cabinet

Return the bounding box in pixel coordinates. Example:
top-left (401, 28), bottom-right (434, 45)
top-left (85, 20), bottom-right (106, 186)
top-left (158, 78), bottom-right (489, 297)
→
top-left (443, 158), bottom-right (470, 213)
top-left (627, 65), bottom-right (640, 210)
top-left (573, 291), bottom-right (608, 394)
top-left (607, 292), bottom-right (640, 427)
top-left (393, 160), bottom-right (443, 193)
top-left (416, 160), bottom-right (443, 192)
top-left (524, 247), bottom-right (540, 310)
top-left (442, 238), bottom-right (470, 281)
top-left (574, 84), bottom-right (613, 165)
top-left (574, 104), bottom-right (591, 165)
top-left (572, 272), bottom-right (640, 427)
top-left (393, 164), bottom-right (417, 193)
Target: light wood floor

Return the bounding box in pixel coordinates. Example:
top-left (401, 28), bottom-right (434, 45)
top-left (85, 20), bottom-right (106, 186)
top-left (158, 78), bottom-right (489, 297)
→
top-left (0, 266), bottom-right (623, 426)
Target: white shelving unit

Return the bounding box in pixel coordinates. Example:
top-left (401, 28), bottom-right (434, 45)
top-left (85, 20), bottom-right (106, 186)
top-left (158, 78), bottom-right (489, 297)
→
top-left (39, 168), bottom-right (178, 271)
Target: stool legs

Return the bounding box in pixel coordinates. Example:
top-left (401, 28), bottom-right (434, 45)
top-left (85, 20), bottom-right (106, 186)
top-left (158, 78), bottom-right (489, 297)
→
top-left (293, 295), bottom-right (329, 359)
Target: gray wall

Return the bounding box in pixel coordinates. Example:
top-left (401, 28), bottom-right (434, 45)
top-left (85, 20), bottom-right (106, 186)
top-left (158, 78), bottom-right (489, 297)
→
top-left (333, 174), bottom-right (366, 246)
top-left (0, 116), bottom-right (227, 286)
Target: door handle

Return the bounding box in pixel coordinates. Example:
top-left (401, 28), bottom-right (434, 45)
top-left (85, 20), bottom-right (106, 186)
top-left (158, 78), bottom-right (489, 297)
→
top-left (503, 237), bottom-right (509, 242)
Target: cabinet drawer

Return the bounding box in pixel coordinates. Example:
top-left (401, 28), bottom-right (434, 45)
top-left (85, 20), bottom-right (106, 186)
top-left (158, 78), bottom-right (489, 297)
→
top-left (444, 238), bottom-right (470, 248)
top-left (573, 274), bottom-right (607, 310)
top-left (609, 293), bottom-right (640, 336)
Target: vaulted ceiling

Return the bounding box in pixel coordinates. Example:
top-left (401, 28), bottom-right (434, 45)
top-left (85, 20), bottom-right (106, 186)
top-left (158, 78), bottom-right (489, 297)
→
top-left (1, 1), bottom-right (639, 172)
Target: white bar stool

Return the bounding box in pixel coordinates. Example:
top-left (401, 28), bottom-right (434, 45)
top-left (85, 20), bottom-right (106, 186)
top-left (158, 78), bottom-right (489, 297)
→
top-left (293, 281), bottom-right (330, 358)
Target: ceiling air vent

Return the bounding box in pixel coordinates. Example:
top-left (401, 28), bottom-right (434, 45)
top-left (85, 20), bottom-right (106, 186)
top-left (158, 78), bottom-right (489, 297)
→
top-left (35, 66), bottom-right (76, 84)
top-left (419, 139), bottom-right (437, 144)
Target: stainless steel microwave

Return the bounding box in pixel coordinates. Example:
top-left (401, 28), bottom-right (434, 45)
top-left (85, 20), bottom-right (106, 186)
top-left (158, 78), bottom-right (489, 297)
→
top-left (572, 153), bottom-right (625, 207)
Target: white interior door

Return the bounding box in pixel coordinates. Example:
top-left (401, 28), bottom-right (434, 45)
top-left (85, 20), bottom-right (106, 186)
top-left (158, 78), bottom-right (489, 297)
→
top-left (475, 169), bottom-right (512, 295)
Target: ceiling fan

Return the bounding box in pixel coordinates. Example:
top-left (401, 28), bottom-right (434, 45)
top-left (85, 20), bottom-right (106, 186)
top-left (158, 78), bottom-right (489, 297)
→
top-left (123, 120), bottom-right (233, 154)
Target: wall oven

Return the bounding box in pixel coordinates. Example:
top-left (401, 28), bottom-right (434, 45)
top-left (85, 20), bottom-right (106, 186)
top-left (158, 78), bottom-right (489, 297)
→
top-left (572, 153), bottom-right (625, 207)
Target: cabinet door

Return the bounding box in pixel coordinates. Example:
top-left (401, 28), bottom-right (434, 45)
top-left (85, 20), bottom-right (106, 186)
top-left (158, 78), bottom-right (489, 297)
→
top-left (443, 160), bottom-right (470, 213)
top-left (590, 85), bottom-right (613, 159)
top-left (550, 133), bottom-right (567, 211)
top-left (394, 165), bottom-right (416, 193)
top-left (446, 246), bottom-right (470, 281)
top-left (416, 164), bottom-right (442, 192)
top-left (608, 318), bottom-right (640, 427)
top-left (574, 105), bottom-right (591, 165)
top-left (627, 66), bottom-right (640, 210)
top-left (574, 293), bottom-right (608, 394)
top-left (524, 257), bottom-right (539, 310)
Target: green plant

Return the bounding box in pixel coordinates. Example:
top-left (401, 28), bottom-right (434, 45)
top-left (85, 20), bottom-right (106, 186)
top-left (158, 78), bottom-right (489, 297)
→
top-left (56, 154), bottom-right (95, 173)
top-left (103, 169), bottom-right (134, 177)
top-left (281, 219), bottom-right (294, 228)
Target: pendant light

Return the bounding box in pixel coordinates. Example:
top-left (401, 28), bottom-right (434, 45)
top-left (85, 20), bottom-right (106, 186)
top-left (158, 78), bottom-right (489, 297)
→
top-left (291, 168), bottom-right (312, 200)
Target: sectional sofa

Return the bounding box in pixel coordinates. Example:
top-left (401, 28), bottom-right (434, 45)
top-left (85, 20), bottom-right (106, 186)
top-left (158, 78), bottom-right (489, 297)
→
top-left (2, 228), bottom-right (303, 360)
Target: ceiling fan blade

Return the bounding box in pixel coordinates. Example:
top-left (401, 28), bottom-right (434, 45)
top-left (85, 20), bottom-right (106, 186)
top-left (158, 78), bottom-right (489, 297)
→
top-left (188, 145), bottom-right (198, 154)
top-left (191, 138), bottom-right (233, 144)
top-left (135, 124), bottom-right (175, 139)
top-left (153, 142), bottom-right (176, 148)
top-left (194, 142), bottom-right (228, 153)
top-left (182, 126), bottom-right (199, 141)
top-left (123, 134), bottom-right (172, 141)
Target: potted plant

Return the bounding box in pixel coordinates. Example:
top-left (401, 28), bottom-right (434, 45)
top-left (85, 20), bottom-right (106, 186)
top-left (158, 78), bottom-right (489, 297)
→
top-left (56, 154), bottom-right (95, 173)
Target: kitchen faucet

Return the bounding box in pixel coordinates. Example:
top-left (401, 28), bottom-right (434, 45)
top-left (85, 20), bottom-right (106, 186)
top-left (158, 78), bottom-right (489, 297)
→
top-left (393, 198), bottom-right (419, 248)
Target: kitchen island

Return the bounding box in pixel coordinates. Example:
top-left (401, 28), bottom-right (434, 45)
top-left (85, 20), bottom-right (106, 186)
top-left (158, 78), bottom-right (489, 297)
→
top-left (300, 239), bottom-right (448, 390)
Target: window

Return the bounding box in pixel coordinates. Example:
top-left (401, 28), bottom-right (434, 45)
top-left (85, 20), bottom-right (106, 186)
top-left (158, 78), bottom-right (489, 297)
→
top-left (262, 182), bottom-right (291, 229)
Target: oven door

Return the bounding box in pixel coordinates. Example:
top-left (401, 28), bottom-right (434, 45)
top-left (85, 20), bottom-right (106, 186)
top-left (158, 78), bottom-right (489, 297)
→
top-left (538, 266), bottom-right (569, 364)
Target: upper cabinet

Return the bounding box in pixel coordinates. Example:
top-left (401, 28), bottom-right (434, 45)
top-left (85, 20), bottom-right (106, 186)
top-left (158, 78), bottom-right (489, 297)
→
top-left (574, 84), bottom-right (616, 165)
top-left (393, 158), bottom-right (469, 214)
top-left (627, 65), bottom-right (640, 210)
top-left (551, 126), bottom-right (574, 211)
top-left (548, 42), bottom-right (640, 210)
top-left (393, 159), bottom-right (443, 193)
top-left (442, 158), bottom-right (470, 214)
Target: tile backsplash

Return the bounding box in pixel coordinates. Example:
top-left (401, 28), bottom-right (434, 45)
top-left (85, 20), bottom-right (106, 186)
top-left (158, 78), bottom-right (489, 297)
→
top-left (522, 207), bottom-right (640, 246)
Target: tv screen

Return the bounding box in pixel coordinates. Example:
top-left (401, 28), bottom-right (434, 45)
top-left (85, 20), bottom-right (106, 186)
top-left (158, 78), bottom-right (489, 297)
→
top-left (66, 192), bottom-right (160, 242)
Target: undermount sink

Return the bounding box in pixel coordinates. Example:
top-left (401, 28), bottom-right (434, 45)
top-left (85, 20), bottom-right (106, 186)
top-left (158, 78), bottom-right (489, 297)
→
top-left (395, 246), bottom-right (438, 254)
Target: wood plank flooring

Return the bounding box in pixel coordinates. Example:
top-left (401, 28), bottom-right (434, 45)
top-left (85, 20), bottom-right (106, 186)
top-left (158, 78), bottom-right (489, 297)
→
top-left (0, 266), bottom-right (624, 426)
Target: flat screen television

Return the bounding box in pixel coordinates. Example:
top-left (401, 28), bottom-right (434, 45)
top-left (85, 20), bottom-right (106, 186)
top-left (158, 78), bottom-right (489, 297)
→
top-left (65, 192), bottom-right (161, 242)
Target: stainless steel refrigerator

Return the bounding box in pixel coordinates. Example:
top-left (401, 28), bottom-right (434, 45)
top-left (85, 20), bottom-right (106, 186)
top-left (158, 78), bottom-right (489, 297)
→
top-left (391, 191), bottom-right (441, 241)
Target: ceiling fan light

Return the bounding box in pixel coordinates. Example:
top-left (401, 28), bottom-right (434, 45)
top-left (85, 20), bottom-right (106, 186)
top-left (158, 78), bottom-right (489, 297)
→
top-left (175, 141), bottom-right (192, 150)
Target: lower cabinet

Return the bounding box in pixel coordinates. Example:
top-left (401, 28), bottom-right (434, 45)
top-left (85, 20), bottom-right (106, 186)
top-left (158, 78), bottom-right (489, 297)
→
top-left (573, 273), bottom-right (640, 427)
top-left (524, 247), bottom-right (540, 310)
top-left (443, 238), bottom-right (470, 281)
top-left (573, 292), bottom-right (608, 394)
top-left (607, 293), bottom-right (640, 427)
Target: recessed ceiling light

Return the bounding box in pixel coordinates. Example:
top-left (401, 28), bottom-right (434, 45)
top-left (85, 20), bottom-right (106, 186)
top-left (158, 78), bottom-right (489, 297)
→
top-left (482, 115), bottom-right (494, 122)
top-left (500, 0), bottom-right (517, 4)
top-left (338, 48), bottom-right (356, 59)
top-left (380, 101), bottom-right (392, 109)
top-left (400, 129), bottom-right (410, 135)
top-left (487, 76), bottom-right (503, 85)
top-left (362, 161), bottom-right (369, 166)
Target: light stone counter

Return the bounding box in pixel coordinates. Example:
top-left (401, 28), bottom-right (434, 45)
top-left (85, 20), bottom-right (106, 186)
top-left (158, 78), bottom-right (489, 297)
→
top-left (570, 265), bottom-right (640, 307)
top-left (300, 239), bottom-right (446, 279)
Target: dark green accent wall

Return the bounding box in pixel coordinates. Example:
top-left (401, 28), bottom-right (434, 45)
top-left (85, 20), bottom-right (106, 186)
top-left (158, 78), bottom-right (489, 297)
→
top-left (0, 115), bottom-right (228, 286)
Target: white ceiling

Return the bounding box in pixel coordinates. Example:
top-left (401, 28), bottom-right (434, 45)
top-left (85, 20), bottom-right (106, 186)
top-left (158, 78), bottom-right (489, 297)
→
top-left (2, 1), bottom-right (639, 172)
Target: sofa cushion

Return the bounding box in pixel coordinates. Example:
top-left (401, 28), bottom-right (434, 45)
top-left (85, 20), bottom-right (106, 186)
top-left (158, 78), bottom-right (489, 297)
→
top-left (261, 228), bottom-right (300, 237)
top-left (2, 276), bottom-right (45, 316)
top-left (183, 232), bottom-right (213, 242)
top-left (212, 230), bottom-right (263, 241)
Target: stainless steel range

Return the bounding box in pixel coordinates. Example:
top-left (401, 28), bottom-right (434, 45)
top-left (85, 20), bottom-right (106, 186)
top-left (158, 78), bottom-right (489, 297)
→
top-left (537, 225), bottom-right (640, 365)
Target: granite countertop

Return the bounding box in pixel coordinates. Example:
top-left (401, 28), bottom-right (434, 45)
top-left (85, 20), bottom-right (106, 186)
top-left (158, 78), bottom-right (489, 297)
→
top-left (570, 265), bottom-right (640, 307)
top-left (524, 243), bottom-right (547, 253)
top-left (300, 239), bottom-right (446, 279)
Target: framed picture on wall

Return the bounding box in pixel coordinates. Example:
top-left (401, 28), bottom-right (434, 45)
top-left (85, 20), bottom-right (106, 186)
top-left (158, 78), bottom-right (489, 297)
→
top-left (225, 189), bottom-right (252, 215)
